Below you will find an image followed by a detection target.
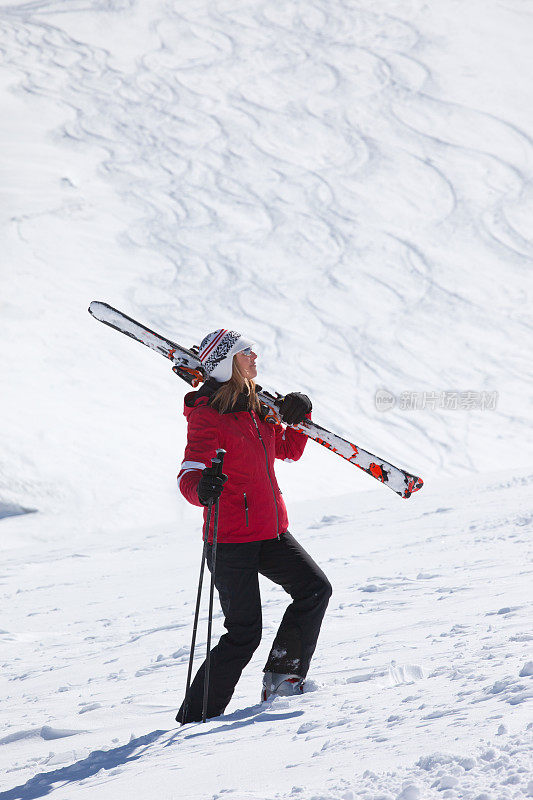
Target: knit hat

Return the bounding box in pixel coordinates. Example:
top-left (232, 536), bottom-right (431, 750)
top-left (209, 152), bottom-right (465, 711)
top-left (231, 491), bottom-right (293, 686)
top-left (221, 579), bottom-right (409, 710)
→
top-left (198, 329), bottom-right (256, 382)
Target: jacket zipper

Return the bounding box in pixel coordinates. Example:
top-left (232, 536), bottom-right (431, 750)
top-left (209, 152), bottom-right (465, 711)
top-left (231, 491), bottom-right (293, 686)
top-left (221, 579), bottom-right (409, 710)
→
top-left (243, 492), bottom-right (249, 526)
top-left (250, 411), bottom-right (279, 539)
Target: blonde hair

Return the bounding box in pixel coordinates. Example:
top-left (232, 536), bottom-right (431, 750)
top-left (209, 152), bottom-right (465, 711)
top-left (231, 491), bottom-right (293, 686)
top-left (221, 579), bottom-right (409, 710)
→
top-left (210, 356), bottom-right (262, 415)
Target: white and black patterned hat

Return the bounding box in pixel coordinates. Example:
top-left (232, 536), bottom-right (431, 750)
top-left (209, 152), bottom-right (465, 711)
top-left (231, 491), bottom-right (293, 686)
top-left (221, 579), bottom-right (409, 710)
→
top-left (198, 329), bottom-right (256, 382)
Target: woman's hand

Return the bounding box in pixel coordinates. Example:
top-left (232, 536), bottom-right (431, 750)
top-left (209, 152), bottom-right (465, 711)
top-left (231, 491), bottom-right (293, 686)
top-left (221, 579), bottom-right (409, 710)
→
top-left (278, 392), bottom-right (312, 425)
top-left (197, 466), bottom-right (228, 506)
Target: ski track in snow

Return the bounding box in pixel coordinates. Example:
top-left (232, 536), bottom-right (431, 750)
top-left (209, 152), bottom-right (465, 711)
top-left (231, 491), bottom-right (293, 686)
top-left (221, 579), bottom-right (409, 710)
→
top-left (0, 471), bottom-right (531, 799)
top-left (1, 0), bottom-right (533, 524)
top-left (1, 0), bottom-right (533, 798)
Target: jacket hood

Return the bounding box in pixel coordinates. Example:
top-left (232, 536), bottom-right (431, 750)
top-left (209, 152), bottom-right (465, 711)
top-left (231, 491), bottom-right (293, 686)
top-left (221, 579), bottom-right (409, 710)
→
top-left (183, 378), bottom-right (220, 418)
top-left (183, 379), bottom-right (264, 418)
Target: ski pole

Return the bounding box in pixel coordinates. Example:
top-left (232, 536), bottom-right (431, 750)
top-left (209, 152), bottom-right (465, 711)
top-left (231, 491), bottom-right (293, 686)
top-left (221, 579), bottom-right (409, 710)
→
top-left (202, 448), bottom-right (226, 723)
top-left (178, 504), bottom-right (212, 725)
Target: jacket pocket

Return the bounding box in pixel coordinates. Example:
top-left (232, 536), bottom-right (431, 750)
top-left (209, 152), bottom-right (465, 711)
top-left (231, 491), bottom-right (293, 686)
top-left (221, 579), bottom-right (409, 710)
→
top-left (243, 492), bottom-right (249, 526)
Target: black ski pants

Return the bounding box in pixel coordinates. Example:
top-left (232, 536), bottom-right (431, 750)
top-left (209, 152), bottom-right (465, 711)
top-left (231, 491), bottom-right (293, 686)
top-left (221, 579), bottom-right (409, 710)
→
top-left (176, 531), bottom-right (332, 723)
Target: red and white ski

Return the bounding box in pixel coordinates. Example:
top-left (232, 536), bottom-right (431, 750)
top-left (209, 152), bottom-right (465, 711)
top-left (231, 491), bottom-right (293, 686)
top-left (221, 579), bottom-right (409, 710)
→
top-left (89, 301), bottom-right (424, 499)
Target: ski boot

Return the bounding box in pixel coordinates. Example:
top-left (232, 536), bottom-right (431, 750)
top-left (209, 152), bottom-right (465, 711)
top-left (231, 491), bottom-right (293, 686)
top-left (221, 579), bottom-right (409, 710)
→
top-left (262, 671), bottom-right (305, 701)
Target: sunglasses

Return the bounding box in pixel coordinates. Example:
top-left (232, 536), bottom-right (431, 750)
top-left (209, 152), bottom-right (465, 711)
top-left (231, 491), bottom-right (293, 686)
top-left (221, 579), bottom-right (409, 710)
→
top-left (240, 347), bottom-right (254, 356)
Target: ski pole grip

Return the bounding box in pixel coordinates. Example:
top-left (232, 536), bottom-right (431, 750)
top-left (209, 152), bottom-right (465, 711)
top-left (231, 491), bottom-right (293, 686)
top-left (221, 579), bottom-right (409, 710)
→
top-left (211, 448), bottom-right (226, 477)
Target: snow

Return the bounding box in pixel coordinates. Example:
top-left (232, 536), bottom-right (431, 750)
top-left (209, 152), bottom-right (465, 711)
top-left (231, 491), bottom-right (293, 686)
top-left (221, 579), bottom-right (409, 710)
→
top-left (1, 0), bottom-right (532, 798)
top-left (1, 472), bottom-right (531, 798)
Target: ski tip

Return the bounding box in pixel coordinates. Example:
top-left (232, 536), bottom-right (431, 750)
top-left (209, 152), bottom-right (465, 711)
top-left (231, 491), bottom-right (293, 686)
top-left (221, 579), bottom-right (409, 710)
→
top-left (402, 475), bottom-right (424, 498)
top-left (89, 300), bottom-right (115, 318)
top-left (88, 300), bottom-right (102, 315)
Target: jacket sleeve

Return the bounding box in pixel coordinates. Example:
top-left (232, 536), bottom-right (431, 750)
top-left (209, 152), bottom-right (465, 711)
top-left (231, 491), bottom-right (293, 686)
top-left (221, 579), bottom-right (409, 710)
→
top-left (274, 413), bottom-right (311, 463)
top-left (177, 408), bottom-right (220, 507)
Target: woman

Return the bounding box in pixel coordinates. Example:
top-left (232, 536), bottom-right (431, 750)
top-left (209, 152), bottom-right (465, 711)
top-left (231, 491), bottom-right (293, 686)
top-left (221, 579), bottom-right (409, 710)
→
top-left (176, 328), bottom-right (332, 724)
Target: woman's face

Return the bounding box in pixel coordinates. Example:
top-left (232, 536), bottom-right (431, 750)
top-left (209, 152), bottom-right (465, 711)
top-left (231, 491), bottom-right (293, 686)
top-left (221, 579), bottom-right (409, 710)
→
top-left (234, 348), bottom-right (257, 380)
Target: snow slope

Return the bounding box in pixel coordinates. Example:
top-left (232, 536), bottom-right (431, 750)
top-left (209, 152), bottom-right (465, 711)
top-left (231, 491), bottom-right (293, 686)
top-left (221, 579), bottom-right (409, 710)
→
top-left (1, 0), bottom-right (532, 530)
top-left (1, 0), bottom-right (532, 797)
top-left (1, 470), bottom-right (531, 799)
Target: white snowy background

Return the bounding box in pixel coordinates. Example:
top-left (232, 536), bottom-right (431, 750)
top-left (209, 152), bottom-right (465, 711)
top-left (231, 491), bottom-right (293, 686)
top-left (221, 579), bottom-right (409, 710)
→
top-left (1, 0), bottom-right (532, 798)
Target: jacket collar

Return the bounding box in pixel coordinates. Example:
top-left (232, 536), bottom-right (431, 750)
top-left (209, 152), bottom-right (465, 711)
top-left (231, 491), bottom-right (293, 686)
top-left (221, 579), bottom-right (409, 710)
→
top-left (184, 379), bottom-right (264, 415)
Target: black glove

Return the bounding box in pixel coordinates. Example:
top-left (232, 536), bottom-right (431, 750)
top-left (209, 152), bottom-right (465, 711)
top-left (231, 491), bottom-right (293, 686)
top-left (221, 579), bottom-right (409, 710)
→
top-left (278, 392), bottom-right (312, 425)
top-left (197, 466), bottom-right (228, 506)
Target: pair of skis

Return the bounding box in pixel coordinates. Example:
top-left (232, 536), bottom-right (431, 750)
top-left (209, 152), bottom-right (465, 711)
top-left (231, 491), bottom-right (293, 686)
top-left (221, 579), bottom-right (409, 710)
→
top-left (88, 302), bottom-right (423, 499)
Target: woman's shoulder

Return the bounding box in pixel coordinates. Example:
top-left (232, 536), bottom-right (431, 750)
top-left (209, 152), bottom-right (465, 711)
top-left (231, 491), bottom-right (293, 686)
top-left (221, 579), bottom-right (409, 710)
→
top-left (183, 379), bottom-right (219, 414)
top-left (184, 396), bottom-right (226, 434)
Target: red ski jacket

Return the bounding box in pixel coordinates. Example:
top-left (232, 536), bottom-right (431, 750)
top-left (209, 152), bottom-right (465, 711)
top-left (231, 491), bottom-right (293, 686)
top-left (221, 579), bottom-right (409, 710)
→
top-left (177, 391), bottom-right (309, 543)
